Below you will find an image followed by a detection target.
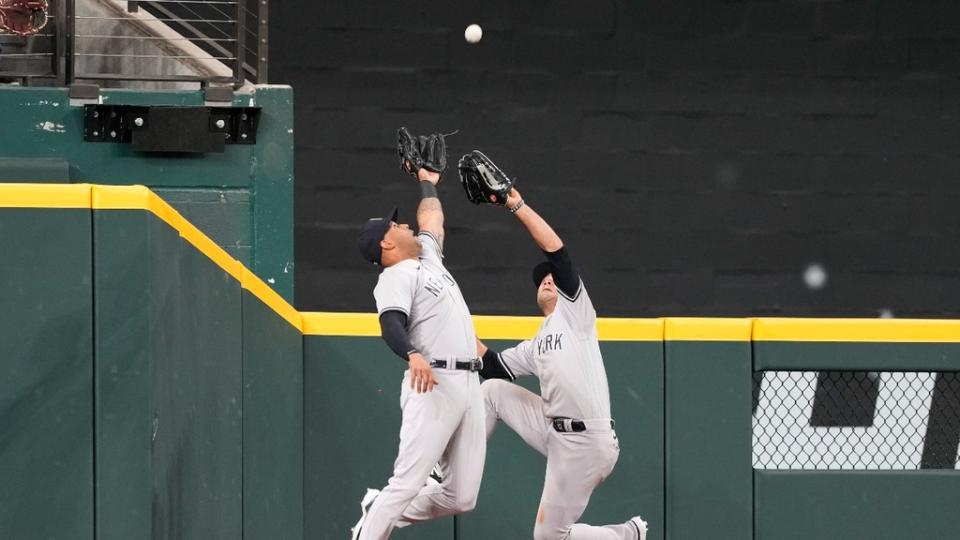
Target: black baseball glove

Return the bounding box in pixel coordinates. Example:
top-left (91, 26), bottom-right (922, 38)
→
top-left (458, 150), bottom-right (514, 205)
top-left (397, 127), bottom-right (447, 177)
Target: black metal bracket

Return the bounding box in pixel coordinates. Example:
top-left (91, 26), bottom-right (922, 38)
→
top-left (82, 105), bottom-right (261, 153)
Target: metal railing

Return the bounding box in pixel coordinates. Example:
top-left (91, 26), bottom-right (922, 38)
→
top-left (0, 0), bottom-right (267, 86)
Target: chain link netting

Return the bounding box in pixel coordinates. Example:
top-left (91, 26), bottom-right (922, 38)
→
top-left (753, 371), bottom-right (960, 470)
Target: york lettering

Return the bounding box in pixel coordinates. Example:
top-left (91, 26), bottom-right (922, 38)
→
top-left (537, 332), bottom-right (564, 356)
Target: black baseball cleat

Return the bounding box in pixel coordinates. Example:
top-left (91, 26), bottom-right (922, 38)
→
top-left (350, 488), bottom-right (380, 540)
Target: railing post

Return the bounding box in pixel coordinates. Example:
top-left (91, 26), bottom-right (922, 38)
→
top-left (234, 0), bottom-right (244, 85)
top-left (258, 0), bottom-right (268, 83)
top-left (65, 0), bottom-right (74, 84)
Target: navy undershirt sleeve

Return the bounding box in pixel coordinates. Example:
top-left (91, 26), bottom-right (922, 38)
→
top-left (479, 348), bottom-right (514, 381)
top-left (544, 247), bottom-right (580, 298)
top-left (379, 310), bottom-right (416, 361)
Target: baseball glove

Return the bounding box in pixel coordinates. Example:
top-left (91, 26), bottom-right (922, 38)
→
top-left (397, 127), bottom-right (447, 177)
top-left (0, 0), bottom-right (48, 37)
top-left (458, 150), bottom-right (514, 206)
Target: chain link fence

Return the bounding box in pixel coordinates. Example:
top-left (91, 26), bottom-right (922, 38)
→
top-left (753, 371), bottom-right (960, 470)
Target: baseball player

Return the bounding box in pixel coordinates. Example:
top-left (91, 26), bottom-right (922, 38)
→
top-left (459, 151), bottom-right (648, 540)
top-left (350, 129), bottom-right (485, 540)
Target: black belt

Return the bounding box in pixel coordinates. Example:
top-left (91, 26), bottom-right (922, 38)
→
top-left (551, 417), bottom-right (616, 433)
top-left (430, 358), bottom-right (482, 372)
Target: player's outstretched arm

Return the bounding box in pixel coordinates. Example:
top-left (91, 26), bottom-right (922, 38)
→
top-left (505, 187), bottom-right (562, 252)
top-left (416, 168), bottom-right (445, 249)
top-left (506, 188), bottom-right (582, 297)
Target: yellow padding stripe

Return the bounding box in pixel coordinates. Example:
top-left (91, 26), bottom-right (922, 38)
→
top-left (93, 185), bottom-right (245, 283)
top-left (597, 318), bottom-right (663, 341)
top-left (93, 185), bottom-right (301, 331)
top-left (753, 318), bottom-right (960, 343)
top-left (665, 318), bottom-right (753, 341)
top-left (242, 268), bottom-right (302, 331)
top-left (0, 183), bottom-right (92, 208)
top-left (301, 313), bottom-right (664, 341)
top-left (302, 312), bottom-right (380, 336)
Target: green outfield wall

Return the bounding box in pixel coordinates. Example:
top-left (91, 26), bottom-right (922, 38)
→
top-left (2, 184), bottom-right (959, 540)
top-left (1, 184), bottom-right (302, 540)
top-left (0, 86), bottom-right (294, 302)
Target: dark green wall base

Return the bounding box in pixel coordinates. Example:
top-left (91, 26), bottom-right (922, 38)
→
top-left (755, 470), bottom-right (960, 540)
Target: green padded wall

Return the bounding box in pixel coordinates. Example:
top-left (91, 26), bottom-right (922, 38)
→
top-left (303, 336), bottom-right (454, 540)
top-left (755, 471), bottom-right (960, 539)
top-left (458, 340), bottom-right (665, 540)
top-left (242, 291), bottom-right (304, 540)
top-left (0, 208), bottom-right (94, 540)
top-left (94, 210), bottom-right (244, 539)
top-left (752, 338), bottom-right (960, 540)
top-left (0, 86), bottom-right (295, 302)
top-left (665, 341), bottom-right (753, 540)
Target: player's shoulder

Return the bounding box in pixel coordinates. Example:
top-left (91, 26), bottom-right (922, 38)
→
top-left (378, 259), bottom-right (420, 281)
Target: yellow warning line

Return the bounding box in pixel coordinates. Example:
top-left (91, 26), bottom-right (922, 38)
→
top-left (5, 184), bottom-right (960, 342)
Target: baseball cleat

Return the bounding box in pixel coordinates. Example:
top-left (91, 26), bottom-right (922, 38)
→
top-left (629, 516), bottom-right (648, 540)
top-left (350, 488), bottom-right (380, 540)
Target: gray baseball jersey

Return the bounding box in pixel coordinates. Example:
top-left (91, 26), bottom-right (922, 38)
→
top-left (360, 230), bottom-right (486, 539)
top-left (498, 280), bottom-right (612, 420)
top-left (374, 231), bottom-right (476, 361)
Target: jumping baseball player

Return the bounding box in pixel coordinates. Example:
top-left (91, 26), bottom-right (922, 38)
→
top-left (350, 129), bottom-right (486, 540)
top-left (458, 151), bottom-right (648, 540)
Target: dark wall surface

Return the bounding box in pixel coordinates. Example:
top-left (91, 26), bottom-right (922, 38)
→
top-left (275, 0), bottom-right (960, 317)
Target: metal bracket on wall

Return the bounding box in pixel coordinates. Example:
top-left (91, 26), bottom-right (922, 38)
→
top-left (82, 105), bottom-right (261, 153)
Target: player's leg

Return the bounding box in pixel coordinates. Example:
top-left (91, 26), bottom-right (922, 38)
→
top-left (483, 378), bottom-right (550, 455)
top-left (400, 372), bottom-right (486, 521)
top-left (356, 373), bottom-right (463, 540)
top-left (534, 431), bottom-right (643, 540)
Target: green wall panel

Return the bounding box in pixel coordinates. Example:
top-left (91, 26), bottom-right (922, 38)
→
top-left (303, 336), bottom-right (454, 540)
top-left (754, 341), bottom-right (960, 371)
top-left (249, 86), bottom-right (295, 304)
top-left (755, 470), bottom-right (960, 539)
top-left (665, 341), bottom-right (752, 540)
top-left (242, 292), bottom-right (303, 540)
top-left (0, 208), bottom-right (93, 540)
top-left (0, 86), bottom-right (294, 303)
top-left (457, 340), bottom-right (665, 540)
top-left (93, 210), bottom-right (153, 540)
top-left (94, 210), bottom-right (243, 539)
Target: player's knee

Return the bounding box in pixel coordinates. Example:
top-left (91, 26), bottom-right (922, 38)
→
top-left (454, 491), bottom-right (478, 513)
top-left (482, 378), bottom-right (510, 410)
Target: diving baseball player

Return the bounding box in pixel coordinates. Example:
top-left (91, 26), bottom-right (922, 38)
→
top-left (350, 129), bottom-right (485, 540)
top-left (459, 151), bottom-right (648, 540)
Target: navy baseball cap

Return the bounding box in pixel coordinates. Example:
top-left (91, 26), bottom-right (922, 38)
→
top-left (532, 261), bottom-right (557, 288)
top-left (358, 207), bottom-right (399, 265)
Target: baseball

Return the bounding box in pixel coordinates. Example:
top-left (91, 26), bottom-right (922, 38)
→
top-left (465, 24), bottom-right (482, 44)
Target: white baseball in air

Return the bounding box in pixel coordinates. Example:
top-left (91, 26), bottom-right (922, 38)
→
top-left (803, 263), bottom-right (828, 290)
top-left (465, 24), bottom-right (483, 44)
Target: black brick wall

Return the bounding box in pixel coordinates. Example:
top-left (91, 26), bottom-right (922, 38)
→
top-left (274, 0), bottom-right (960, 317)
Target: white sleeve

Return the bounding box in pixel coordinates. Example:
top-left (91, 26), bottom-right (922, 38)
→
top-left (556, 279), bottom-right (596, 332)
top-left (498, 339), bottom-right (537, 378)
top-left (374, 267), bottom-right (416, 317)
top-left (417, 231), bottom-right (443, 263)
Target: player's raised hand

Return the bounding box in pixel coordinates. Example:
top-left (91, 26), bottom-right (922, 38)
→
top-left (408, 352), bottom-right (439, 393)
